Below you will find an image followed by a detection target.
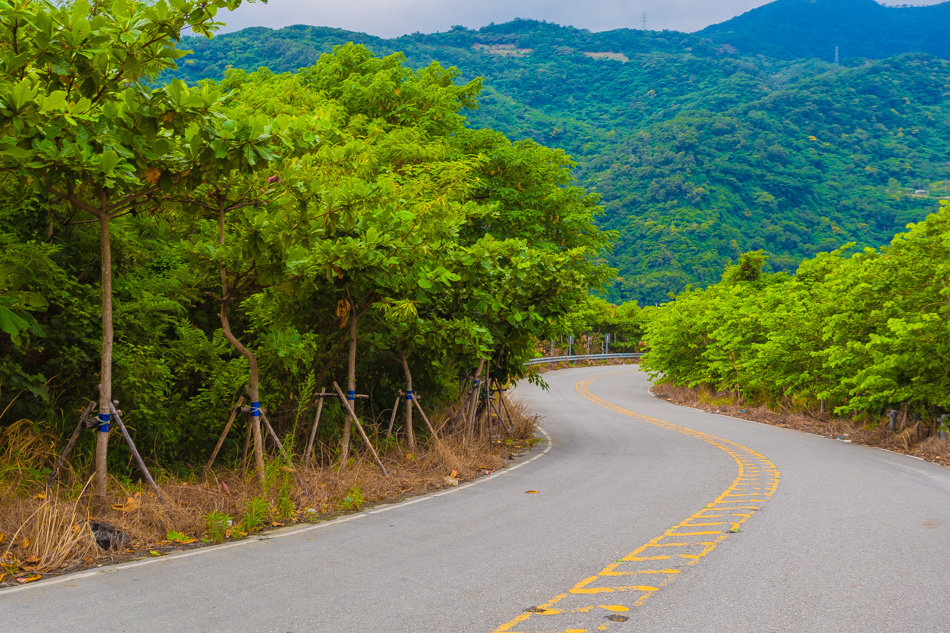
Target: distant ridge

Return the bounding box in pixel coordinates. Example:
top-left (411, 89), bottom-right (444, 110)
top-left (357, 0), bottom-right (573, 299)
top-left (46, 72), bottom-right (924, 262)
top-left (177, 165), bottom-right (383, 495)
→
top-left (168, 15), bottom-right (950, 305)
top-left (698, 0), bottom-right (950, 61)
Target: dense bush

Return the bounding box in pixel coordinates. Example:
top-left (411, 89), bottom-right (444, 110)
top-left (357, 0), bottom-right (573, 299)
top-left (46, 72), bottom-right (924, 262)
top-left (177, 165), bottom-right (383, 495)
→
top-left (641, 201), bottom-right (950, 420)
top-left (0, 1), bottom-right (610, 494)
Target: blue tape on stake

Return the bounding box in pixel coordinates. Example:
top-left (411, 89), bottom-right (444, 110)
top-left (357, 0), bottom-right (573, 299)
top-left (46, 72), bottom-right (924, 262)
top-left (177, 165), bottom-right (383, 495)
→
top-left (98, 412), bottom-right (111, 433)
top-left (406, 390), bottom-right (413, 401)
top-left (250, 401), bottom-right (261, 417)
top-left (347, 390), bottom-right (356, 401)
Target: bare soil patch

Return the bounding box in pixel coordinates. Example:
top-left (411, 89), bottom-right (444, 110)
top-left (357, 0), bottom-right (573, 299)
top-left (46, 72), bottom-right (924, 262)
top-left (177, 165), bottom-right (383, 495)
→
top-left (581, 51), bottom-right (630, 62)
top-left (471, 43), bottom-right (533, 57)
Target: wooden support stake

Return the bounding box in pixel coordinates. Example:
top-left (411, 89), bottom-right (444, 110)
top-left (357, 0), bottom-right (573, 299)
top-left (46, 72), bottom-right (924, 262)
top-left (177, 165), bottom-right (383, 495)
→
top-left (466, 359), bottom-right (485, 445)
top-left (259, 410), bottom-right (293, 468)
top-left (242, 385), bottom-right (293, 468)
top-left (492, 386), bottom-right (514, 435)
top-left (109, 402), bottom-right (163, 502)
top-left (486, 381), bottom-right (500, 440)
top-left (241, 417), bottom-right (252, 472)
top-left (304, 387), bottom-right (327, 467)
top-left (311, 392), bottom-right (366, 400)
top-left (333, 381), bottom-right (388, 476)
top-left (412, 397), bottom-right (438, 438)
top-left (386, 395), bottom-right (400, 438)
top-left (499, 391), bottom-right (516, 435)
top-left (46, 400), bottom-right (96, 491)
top-left (202, 396), bottom-right (245, 481)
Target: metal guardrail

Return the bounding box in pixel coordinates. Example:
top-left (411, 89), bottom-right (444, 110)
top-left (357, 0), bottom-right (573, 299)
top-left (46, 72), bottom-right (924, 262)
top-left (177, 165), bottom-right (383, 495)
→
top-left (525, 353), bottom-right (644, 365)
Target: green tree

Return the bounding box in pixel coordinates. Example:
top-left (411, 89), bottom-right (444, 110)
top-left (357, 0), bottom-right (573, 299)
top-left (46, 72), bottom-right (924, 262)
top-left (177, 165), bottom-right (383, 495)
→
top-left (0, 0), bottom-right (252, 502)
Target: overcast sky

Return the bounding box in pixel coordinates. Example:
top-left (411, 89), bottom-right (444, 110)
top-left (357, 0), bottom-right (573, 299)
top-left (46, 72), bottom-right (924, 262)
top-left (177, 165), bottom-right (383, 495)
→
top-left (218, 0), bottom-right (947, 37)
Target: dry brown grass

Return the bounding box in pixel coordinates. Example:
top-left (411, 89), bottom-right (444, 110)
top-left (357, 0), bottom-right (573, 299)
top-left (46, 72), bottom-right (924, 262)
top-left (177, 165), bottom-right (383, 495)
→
top-left (651, 383), bottom-right (950, 466)
top-left (0, 402), bottom-right (538, 583)
top-left (505, 396), bottom-right (542, 441)
top-left (1, 491), bottom-right (99, 574)
top-left (0, 420), bottom-right (97, 576)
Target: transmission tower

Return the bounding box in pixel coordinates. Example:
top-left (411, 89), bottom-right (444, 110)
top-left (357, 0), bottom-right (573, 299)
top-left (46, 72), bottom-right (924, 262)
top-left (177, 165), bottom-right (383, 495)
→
top-left (642, 12), bottom-right (647, 30)
top-left (834, 46), bottom-right (839, 66)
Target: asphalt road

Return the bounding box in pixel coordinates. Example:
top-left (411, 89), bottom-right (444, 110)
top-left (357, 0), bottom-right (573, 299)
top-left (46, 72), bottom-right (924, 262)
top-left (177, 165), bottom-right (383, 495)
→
top-left (4, 366), bottom-right (950, 632)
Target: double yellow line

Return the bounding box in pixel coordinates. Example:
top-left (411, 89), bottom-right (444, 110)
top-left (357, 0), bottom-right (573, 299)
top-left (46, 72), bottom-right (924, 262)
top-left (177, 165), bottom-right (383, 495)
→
top-left (492, 371), bottom-right (780, 633)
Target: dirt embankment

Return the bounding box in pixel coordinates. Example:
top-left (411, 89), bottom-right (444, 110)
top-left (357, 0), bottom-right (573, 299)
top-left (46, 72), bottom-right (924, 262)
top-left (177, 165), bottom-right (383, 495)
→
top-left (651, 382), bottom-right (950, 467)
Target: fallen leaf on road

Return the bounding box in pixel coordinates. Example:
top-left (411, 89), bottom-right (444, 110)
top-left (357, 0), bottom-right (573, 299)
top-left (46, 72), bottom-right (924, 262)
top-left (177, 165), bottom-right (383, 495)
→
top-left (449, 469), bottom-right (458, 479)
top-left (271, 522), bottom-right (285, 527)
top-left (16, 574), bottom-right (41, 584)
top-left (524, 490), bottom-right (539, 494)
top-left (149, 550), bottom-right (162, 556)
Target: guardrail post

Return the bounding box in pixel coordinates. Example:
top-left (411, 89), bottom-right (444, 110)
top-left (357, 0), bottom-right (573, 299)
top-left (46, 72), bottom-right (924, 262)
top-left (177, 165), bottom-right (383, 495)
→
top-left (888, 409), bottom-right (898, 433)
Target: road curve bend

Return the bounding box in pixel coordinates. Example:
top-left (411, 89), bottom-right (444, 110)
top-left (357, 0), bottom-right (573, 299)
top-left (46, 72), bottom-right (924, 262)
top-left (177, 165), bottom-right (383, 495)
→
top-left (3, 366), bottom-right (949, 632)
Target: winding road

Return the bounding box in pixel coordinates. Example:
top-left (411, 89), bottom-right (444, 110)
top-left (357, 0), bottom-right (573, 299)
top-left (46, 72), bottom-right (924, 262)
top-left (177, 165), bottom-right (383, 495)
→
top-left (4, 366), bottom-right (950, 632)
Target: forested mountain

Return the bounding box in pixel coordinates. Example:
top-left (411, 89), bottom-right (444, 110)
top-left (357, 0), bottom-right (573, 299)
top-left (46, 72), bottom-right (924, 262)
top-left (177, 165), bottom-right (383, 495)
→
top-left (699, 0), bottom-right (950, 62)
top-left (168, 6), bottom-right (950, 304)
top-left (597, 54), bottom-right (950, 301)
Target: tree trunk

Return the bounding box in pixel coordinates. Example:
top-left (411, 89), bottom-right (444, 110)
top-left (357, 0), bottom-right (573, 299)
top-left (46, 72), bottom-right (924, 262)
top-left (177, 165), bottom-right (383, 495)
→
top-left (340, 307), bottom-right (356, 461)
top-left (401, 352), bottom-right (415, 450)
top-left (217, 203), bottom-right (265, 484)
top-left (466, 358), bottom-right (485, 445)
top-left (94, 210), bottom-right (113, 506)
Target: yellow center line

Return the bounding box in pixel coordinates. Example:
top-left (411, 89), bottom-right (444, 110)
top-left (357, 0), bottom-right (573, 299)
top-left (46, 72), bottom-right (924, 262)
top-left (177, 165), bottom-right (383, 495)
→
top-left (490, 370), bottom-right (780, 633)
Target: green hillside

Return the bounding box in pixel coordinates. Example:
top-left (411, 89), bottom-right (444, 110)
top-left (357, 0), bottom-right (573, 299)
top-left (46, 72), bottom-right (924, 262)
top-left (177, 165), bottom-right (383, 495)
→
top-left (168, 15), bottom-right (950, 304)
top-left (597, 54), bottom-right (950, 303)
top-left (699, 0), bottom-right (950, 62)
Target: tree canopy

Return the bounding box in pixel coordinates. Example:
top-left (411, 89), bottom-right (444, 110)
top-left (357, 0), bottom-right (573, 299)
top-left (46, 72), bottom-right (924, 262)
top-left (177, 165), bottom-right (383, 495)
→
top-left (0, 25), bottom-right (611, 485)
top-left (640, 201), bottom-right (950, 418)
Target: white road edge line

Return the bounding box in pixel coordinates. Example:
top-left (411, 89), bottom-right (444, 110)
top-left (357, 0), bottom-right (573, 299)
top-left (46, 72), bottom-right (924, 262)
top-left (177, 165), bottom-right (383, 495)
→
top-left (1, 427), bottom-right (553, 597)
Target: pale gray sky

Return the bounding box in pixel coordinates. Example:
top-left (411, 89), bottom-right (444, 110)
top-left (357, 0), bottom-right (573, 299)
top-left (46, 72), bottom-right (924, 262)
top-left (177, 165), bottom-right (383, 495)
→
top-left (218, 0), bottom-right (947, 37)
